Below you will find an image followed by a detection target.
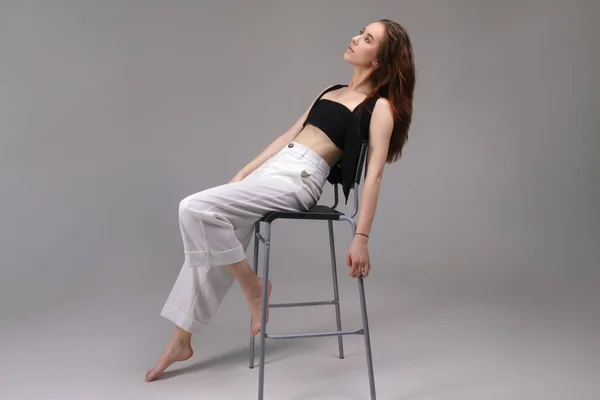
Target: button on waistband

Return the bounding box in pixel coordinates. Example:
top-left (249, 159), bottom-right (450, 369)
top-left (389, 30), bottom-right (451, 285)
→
top-left (288, 143), bottom-right (294, 148)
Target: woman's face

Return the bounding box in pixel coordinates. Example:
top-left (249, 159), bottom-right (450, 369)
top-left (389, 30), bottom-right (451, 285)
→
top-left (344, 22), bottom-right (385, 68)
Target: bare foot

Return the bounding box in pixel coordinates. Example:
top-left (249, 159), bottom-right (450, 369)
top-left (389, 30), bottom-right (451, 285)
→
top-left (145, 328), bottom-right (193, 382)
top-left (249, 279), bottom-right (272, 336)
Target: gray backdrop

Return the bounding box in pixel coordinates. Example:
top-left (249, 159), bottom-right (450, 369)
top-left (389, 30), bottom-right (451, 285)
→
top-left (1, 1), bottom-right (598, 399)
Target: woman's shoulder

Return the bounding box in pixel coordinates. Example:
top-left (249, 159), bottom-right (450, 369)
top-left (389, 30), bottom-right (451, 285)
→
top-left (370, 97), bottom-right (393, 123)
top-left (373, 96), bottom-right (391, 110)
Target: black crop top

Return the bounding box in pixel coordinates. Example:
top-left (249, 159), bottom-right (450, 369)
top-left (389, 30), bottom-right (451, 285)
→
top-left (302, 84), bottom-right (381, 205)
top-left (302, 99), bottom-right (353, 150)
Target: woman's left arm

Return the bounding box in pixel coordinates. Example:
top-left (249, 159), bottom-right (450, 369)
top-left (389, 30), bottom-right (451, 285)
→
top-left (347, 98), bottom-right (394, 278)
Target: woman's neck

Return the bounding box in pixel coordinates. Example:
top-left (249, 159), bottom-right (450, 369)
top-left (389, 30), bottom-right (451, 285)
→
top-left (347, 67), bottom-right (375, 95)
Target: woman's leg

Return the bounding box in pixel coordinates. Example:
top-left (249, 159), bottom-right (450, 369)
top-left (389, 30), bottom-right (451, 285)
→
top-left (225, 258), bottom-right (272, 337)
top-left (146, 226), bottom-right (258, 382)
top-left (145, 257), bottom-right (271, 383)
top-left (158, 225), bottom-right (255, 336)
top-left (146, 177), bottom-right (309, 382)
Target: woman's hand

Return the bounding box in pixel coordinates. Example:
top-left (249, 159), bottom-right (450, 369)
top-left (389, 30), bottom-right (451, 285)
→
top-left (346, 235), bottom-right (371, 278)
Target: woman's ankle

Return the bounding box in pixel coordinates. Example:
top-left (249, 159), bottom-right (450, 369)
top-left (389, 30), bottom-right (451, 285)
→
top-left (174, 326), bottom-right (192, 342)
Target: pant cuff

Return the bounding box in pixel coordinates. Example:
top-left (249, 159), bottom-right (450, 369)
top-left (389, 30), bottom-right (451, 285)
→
top-left (184, 243), bottom-right (246, 268)
top-left (160, 304), bottom-right (208, 334)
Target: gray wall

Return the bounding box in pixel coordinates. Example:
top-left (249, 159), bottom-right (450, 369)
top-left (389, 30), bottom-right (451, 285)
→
top-left (1, 0), bottom-right (598, 344)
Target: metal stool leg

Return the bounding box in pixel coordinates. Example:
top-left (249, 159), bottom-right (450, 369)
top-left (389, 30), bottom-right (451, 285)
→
top-left (341, 215), bottom-right (376, 399)
top-left (249, 221), bottom-right (260, 369)
top-left (257, 222), bottom-right (272, 400)
top-left (357, 276), bottom-right (376, 399)
top-left (328, 220), bottom-right (344, 359)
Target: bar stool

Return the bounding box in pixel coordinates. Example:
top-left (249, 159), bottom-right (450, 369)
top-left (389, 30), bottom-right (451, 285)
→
top-left (249, 143), bottom-right (376, 399)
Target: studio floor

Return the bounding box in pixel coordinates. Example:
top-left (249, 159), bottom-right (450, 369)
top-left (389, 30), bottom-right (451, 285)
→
top-left (2, 264), bottom-right (598, 400)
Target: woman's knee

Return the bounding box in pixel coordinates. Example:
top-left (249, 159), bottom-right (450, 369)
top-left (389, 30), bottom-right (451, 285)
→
top-left (179, 191), bottom-right (213, 216)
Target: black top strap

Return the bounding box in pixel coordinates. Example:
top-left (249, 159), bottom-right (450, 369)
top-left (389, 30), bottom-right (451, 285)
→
top-left (315, 84), bottom-right (346, 102)
top-left (302, 84), bottom-right (346, 128)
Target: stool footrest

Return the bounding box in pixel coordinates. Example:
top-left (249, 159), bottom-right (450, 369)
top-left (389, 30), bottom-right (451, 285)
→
top-left (270, 300), bottom-right (336, 308)
top-left (266, 329), bottom-right (364, 339)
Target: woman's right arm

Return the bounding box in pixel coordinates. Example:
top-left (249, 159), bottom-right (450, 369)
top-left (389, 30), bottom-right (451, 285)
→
top-left (229, 85), bottom-right (334, 183)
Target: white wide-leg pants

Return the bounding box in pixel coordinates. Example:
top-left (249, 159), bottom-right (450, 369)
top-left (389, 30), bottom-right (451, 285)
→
top-left (160, 141), bottom-right (331, 333)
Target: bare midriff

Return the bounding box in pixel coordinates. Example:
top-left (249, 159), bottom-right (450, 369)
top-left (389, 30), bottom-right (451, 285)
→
top-left (293, 124), bottom-right (344, 168)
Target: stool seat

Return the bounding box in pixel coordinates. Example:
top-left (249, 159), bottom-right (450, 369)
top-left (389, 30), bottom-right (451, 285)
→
top-left (260, 205), bottom-right (343, 223)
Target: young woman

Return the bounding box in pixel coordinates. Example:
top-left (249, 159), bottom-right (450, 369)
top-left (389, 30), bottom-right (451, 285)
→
top-left (145, 18), bottom-right (416, 382)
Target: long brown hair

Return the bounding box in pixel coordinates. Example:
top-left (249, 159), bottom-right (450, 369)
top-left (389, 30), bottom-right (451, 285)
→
top-left (367, 19), bottom-right (416, 163)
